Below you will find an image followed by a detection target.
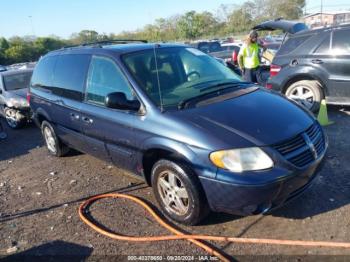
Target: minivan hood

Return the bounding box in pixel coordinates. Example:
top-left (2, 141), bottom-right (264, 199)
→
top-left (253, 19), bottom-right (308, 34)
top-left (176, 89), bottom-right (314, 147)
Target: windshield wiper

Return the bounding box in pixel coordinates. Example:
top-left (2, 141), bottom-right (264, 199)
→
top-left (178, 86), bottom-right (237, 110)
top-left (199, 81), bottom-right (252, 93)
top-left (178, 82), bottom-right (256, 110)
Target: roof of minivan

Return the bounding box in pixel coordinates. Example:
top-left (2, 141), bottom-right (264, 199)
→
top-left (49, 43), bottom-right (188, 56)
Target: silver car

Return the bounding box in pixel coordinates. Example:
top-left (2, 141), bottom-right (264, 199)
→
top-left (0, 69), bottom-right (33, 128)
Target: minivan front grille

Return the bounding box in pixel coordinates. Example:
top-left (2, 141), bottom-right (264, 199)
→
top-left (273, 123), bottom-right (325, 168)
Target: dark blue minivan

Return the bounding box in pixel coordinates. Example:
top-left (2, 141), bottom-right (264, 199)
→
top-left (29, 42), bottom-right (327, 225)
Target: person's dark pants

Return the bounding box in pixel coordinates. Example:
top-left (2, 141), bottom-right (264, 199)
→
top-left (243, 67), bottom-right (259, 83)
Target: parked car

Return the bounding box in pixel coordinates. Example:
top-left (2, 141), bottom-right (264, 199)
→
top-left (211, 42), bottom-right (242, 63)
top-left (29, 41), bottom-right (327, 225)
top-left (0, 68), bottom-right (33, 128)
top-left (255, 19), bottom-right (350, 112)
top-left (190, 41), bottom-right (222, 54)
top-left (192, 41), bottom-right (242, 75)
top-left (6, 62), bottom-right (36, 70)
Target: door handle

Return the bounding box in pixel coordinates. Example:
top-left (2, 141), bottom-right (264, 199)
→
top-left (311, 59), bottom-right (323, 64)
top-left (70, 113), bottom-right (80, 120)
top-left (82, 116), bottom-right (93, 124)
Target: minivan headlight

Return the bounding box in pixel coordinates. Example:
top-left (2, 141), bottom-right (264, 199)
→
top-left (210, 147), bottom-right (274, 172)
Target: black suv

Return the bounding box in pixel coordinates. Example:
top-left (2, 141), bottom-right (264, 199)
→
top-left (255, 19), bottom-right (350, 112)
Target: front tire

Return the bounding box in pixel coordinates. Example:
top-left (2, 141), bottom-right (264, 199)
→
top-left (151, 159), bottom-right (209, 225)
top-left (41, 120), bottom-right (69, 157)
top-left (4, 108), bottom-right (26, 129)
top-left (285, 80), bottom-right (323, 112)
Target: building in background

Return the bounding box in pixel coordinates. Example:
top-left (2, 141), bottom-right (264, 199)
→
top-left (304, 11), bottom-right (350, 29)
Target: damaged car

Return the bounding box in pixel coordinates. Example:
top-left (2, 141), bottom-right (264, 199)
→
top-left (0, 68), bottom-right (33, 129)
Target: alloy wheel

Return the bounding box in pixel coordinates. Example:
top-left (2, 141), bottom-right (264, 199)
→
top-left (286, 85), bottom-right (315, 110)
top-left (43, 126), bottom-right (57, 154)
top-left (157, 170), bottom-right (189, 216)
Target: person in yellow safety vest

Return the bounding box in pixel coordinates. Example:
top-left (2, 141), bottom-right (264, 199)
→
top-left (238, 30), bottom-right (261, 83)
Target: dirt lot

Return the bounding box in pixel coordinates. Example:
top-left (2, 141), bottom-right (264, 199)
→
top-left (0, 106), bottom-right (350, 261)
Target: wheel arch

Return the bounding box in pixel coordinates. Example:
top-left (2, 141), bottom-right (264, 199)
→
top-left (141, 140), bottom-right (198, 186)
top-left (34, 108), bottom-right (52, 126)
top-left (282, 73), bottom-right (328, 97)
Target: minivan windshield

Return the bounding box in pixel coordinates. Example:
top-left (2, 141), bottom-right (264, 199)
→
top-left (122, 47), bottom-right (244, 109)
top-left (3, 72), bottom-right (32, 91)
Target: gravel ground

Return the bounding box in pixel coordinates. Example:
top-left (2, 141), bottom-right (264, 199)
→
top-left (0, 106), bottom-right (349, 261)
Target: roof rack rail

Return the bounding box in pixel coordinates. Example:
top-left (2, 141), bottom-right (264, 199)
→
top-left (62, 39), bottom-right (148, 49)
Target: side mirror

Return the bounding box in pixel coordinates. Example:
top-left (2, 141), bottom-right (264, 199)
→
top-left (105, 92), bottom-right (141, 111)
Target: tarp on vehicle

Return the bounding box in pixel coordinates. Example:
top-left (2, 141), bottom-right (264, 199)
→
top-left (253, 19), bottom-right (308, 34)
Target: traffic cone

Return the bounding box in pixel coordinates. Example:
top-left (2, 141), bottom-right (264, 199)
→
top-left (317, 99), bottom-right (333, 126)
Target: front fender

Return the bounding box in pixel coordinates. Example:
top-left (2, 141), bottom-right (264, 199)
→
top-left (141, 137), bottom-right (217, 179)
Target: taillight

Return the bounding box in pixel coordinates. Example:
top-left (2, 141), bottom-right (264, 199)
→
top-left (266, 83), bottom-right (273, 89)
top-left (232, 50), bottom-right (238, 63)
top-left (270, 64), bottom-right (281, 77)
top-left (26, 92), bottom-right (31, 104)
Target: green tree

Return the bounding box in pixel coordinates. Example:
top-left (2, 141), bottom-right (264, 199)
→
top-left (34, 37), bottom-right (65, 55)
top-left (0, 37), bottom-right (9, 64)
top-left (227, 4), bottom-right (253, 34)
top-left (267, 0), bottom-right (305, 20)
top-left (70, 30), bottom-right (100, 44)
top-left (0, 37), bottom-right (9, 50)
top-left (4, 44), bottom-right (35, 64)
top-left (177, 11), bottom-right (219, 40)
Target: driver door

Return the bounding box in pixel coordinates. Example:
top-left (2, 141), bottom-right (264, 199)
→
top-left (80, 55), bottom-right (141, 171)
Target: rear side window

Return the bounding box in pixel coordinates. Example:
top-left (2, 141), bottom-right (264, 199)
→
top-left (332, 29), bottom-right (350, 54)
top-left (52, 54), bottom-right (91, 101)
top-left (85, 56), bottom-right (134, 105)
top-left (4, 72), bottom-right (32, 91)
top-left (31, 56), bottom-right (57, 88)
top-left (314, 35), bottom-right (330, 54)
top-left (277, 35), bottom-right (311, 56)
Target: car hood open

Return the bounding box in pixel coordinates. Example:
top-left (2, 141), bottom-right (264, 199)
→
top-left (253, 19), bottom-right (308, 34)
top-left (178, 89), bottom-right (314, 147)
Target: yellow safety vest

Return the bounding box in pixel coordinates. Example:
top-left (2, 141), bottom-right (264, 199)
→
top-left (239, 43), bottom-right (260, 69)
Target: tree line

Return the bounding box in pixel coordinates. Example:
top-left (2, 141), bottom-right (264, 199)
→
top-left (0, 0), bottom-right (305, 65)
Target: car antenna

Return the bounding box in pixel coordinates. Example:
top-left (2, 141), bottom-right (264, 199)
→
top-left (153, 44), bottom-right (164, 112)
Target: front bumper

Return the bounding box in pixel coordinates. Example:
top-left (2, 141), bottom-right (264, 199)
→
top-left (199, 152), bottom-right (326, 216)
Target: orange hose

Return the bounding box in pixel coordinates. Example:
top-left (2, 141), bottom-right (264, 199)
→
top-left (78, 193), bottom-right (350, 261)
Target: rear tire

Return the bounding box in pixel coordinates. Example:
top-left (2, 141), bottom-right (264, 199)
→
top-left (41, 120), bottom-right (69, 157)
top-left (285, 80), bottom-right (323, 113)
top-left (151, 159), bottom-right (209, 225)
